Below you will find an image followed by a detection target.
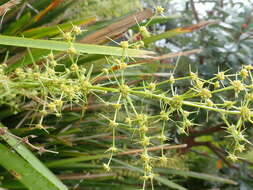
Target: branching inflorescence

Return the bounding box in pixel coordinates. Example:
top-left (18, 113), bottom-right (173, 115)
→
top-left (0, 7), bottom-right (253, 190)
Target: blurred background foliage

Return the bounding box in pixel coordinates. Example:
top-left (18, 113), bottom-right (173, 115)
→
top-left (0, 0), bottom-right (253, 190)
top-left (70, 0), bottom-right (142, 19)
top-left (146, 0), bottom-right (253, 189)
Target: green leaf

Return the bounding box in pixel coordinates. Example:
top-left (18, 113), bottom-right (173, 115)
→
top-left (112, 159), bottom-right (188, 190)
top-left (0, 124), bottom-right (68, 190)
top-left (6, 48), bottom-right (51, 73)
top-left (22, 17), bottom-right (97, 38)
top-left (143, 21), bottom-right (217, 44)
top-left (3, 12), bottom-right (32, 35)
top-left (131, 15), bottom-right (181, 30)
top-left (0, 144), bottom-right (66, 190)
top-left (154, 168), bottom-right (238, 185)
top-left (46, 154), bottom-right (109, 168)
top-left (0, 35), bottom-right (154, 58)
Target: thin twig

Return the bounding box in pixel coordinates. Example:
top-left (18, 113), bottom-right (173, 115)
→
top-left (190, 0), bottom-right (200, 22)
top-left (0, 127), bottom-right (58, 154)
top-left (58, 173), bottom-right (116, 180)
top-left (111, 49), bottom-right (202, 71)
top-left (117, 144), bottom-right (187, 156)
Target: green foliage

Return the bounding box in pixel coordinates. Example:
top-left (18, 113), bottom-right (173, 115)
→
top-left (70, 0), bottom-right (142, 19)
top-left (0, 125), bottom-right (67, 190)
top-left (0, 1), bottom-right (253, 190)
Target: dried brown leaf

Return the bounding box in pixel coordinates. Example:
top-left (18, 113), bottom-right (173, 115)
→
top-left (80, 9), bottom-right (154, 44)
top-left (0, 0), bottom-right (20, 16)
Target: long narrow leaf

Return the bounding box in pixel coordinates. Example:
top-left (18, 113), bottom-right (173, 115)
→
top-left (112, 159), bottom-right (188, 190)
top-left (22, 17), bottom-right (96, 38)
top-left (80, 9), bottom-right (153, 44)
top-left (0, 144), bottom-right (67, 190)
top-left (0, 0), bottom-right (20, 16)
top-left (0, 124), bottom-right (68, 190)
top-left (0, 35), bottom-right (154, 57)
top-left (143, 20), bottom-right (217, 44)
top-left (154, 168), bottom-right (238, 185)
top-left (46, 154), bottom-right (109, 168)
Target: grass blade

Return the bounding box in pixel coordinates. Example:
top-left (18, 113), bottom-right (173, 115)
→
top-left (0, 35), bottom-right (155, 57)
top-left (80, 9), bottom-right (153, 44)
top-left (143, 20), bottom-right (217, 44)
top-left (22, 17), bottom-right (97, 38)
top-left (0, 124), bottom-right (68, 190)
top-left (112, 159), bottom-right (188, 190)
top-left (0, 144), bottom-right (67, 190)
top-left (0, 0), bottom-right (20, 16)
top-left (154, 168), bottom-right (238, 185)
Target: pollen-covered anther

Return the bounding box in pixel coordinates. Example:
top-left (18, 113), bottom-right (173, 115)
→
top-left (107, 146), bottom-right (118, 153)
top-left (227, 152), bottom-right (238, 162)
top-left (48, 102), bottom-right (56, 111)
top-left (116, 59), bottom-right (127, 70)
top-left (206, 99), bottom-right (214, 107)
top-left (40, 110), bottom-right (47, 116)
top-left (140, 136), bottom-right (150, 146)
top-left (214, 81), bottom-right (220, 88)
top-left (236, 144), bottom-right (245, 152)
top-left (124, 117), bottom-right (132, 125)
top-left (160, 110), bottom-right (169, 120)
top-left (148, 82), bottom-right (156, 91)
top-left (144, 164), bottom-right (152, 173)
top-left (246, 93), bottom-right (253, 101)
top-left (195, 79), bottom-right (204, 89)
top-left (15, 68), bottom-right (25, 78)
top-left (140, 152), bottom-right (151, 162)
top-left (47, 53), bottom-right (54, 61)
top-left (139, 40), bottom-right (145, 47)
top-left (159, 156), bottom-right (168, 164)
top-left (82, 80), bottom-right (91, 93)
top-left (50, 60), bottom-right (57, 67)
top-left (240, 106), bottom-right (251, 121)
top-left (63, 32), bottom-right (73, 41)
top-left (70, 64), bottom-right (79, 71)
top-left (136, 114), bottom-right (148, 124)
top-left (54, 99), bottom-right (63, 108)
top-left (139, 124), bottom-right (148, 132)
top-left (113, 103), bottom-right (122, 110)
top-left (102, 68), bottom-right (109, 75)
top-left (168, 95), bottom-right (183, 110)
top-left (119, 84), bottom-right (130, 97)
top-left (120, 41), bottom-right (129, 49)
top-left (216, 72), bottom-right (225, 81)
top-left (169, 75), bottom-right (175, 84)
top-left (35, 124), bottom-right (44, 129)
top-left (183, 119), bottom-right (193, 128)
top-left (141, 172), bottom-right (155, 181)
top-left (199, 88), bottom-right (212, 99)
top-left (109, 120), bottom-right (119, 128)
top-left (244, 65), bottom-right (253, 71)
top-left (178, 127), bottom-right (186, 134)
top-left (139, 26), bottom-right (151, 38)
top-left (72, 25), bottom-right (82, 35)
top-left (47, 68), bottom-right (55, 75)
top-left (158, 134), bottom-right (167, 142)
top-left (33, 73), bottom-right (40, 80)
top-left (182, 111), bottom-right (190, 117)
top-left (156, 6), bottom-right (164, 14)
top-left (103, 163), bottom-right (111, 172)
top-left (240, 68), bottom-right (248, 79)
top-left (190, 72), bottom-right (198, 81)
top-left (67, 46), bottom-right (78, 55)
top-left (231, 80), bottom-right (245, 93)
